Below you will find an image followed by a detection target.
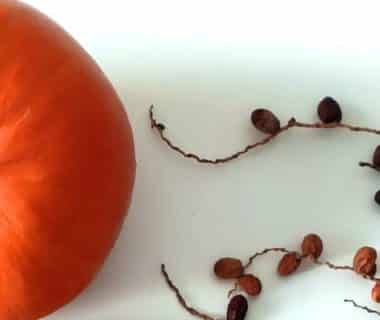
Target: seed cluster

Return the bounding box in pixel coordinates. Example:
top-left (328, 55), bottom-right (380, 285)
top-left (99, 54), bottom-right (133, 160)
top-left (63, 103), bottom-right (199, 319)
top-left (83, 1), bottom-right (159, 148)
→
top-left (152, 96), bottom-right (380, 318)
top-left (161, 234), bottom-right (380, 319)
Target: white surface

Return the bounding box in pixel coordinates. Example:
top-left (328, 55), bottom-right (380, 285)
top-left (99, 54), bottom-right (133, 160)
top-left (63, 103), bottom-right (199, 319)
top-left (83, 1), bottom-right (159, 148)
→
top-left (21, 0), bottom-right (380, 319)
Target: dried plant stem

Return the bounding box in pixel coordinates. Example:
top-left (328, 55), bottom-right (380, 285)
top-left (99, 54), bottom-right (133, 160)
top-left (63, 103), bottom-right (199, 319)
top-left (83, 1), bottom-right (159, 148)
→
top-left (244, 248), bottom-right (292, 269)
top-left (245, 248), bottom-right (357, 274)
top-left (149, 105), bottom-right (380, 165)
top-left (162, 256), bottom-right (380, 318)
top-left (344, 299), bottom-right (380, 316)
top-left (228, 248), bottom-right (380, 298)
top-left (359, 162), bottom-right (380, 172)
top-left (161, 264), bottom-right (215, 320)
top-left (313, 259), bottom-right (380, 281)
top-left (312, 259), bottom-right (354, 272)
top-left (227, 282), bottom-right (240, 298)
top-left (228, 248), bottom-right (292, 297)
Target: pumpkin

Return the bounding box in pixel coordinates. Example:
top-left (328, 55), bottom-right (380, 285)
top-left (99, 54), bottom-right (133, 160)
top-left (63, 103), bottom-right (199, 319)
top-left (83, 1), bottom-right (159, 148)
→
top-left (0, 1), bottom-right (136, 319)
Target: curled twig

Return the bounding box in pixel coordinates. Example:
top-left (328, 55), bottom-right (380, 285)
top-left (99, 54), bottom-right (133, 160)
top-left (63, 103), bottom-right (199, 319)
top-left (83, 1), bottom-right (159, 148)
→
top-left (149, 105), bottom-right (295, 164)
top-left (161, 264), bottom-right (215, 320)
top-left (313, 258), bottom-right (380, 281)
top-left (313, 259), bottom-right (354, 272)
top-left (244, 248), bottom-right (291, 269)
top-left (149, 105), bottom-right (380, 165)
top-left (344, 299), bottom-right (380, 316)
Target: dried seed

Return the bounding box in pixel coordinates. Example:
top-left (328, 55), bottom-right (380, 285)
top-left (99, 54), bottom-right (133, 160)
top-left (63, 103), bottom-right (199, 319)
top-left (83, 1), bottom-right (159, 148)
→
top-left (278, 252), bottom-right (301, 276)
top-left (238, 274), bottom-right (262, 297)
top-left (227, 295), bottom-right (249, 320)
top-left (301, 234), bottom-right (323, 259)
top-left (156, 123), bottom-right (166, 131)
top-left (373, 146), bottom-right (380, 167)
top-left (251, 109), bottom-right (281, 135)
top-left (353, 247), bottom-right (377, 275)
top-left (369, 264), bottom-right (378, 277)
top-left (214, 258), bottom-right (244, 279)
top-left (317, 97), bottom-right (342, 123)
top-left (372, 283), bottom-right (380, 303)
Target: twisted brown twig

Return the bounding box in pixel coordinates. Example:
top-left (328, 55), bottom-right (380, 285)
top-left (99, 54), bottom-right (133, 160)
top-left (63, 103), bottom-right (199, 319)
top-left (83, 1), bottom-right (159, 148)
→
top-left (313, 259), bottom-right (354, 272)
top-left (359, 162), bottom-right (380, 172)
top-left (162, 248), bottom-right (380, 319)
top-left (149, 105), bottom-right (380, 165)
top-left (312, 259), bottom-right (380, 282)
top-left (244, 248), bottom-right (291, 269)
top-left (344, 299), bottom-right (380, 316)
top-left (161, 264), bottom-right (216, 320)
top-left (227, 282), bottom-right (240, 299)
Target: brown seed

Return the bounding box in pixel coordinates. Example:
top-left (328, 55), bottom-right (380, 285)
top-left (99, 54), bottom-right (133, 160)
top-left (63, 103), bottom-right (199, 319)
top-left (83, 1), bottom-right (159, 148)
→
top-left (301, 234), bottom-right (323, 259)
top-left (374, 190), bottom-right (380, 206)
top-left (372, 283), bottom-right (380, 303)
top-left (156, 123), bottom-right (166, 131)
top-left (373, 146), bottom-right (380, 167)
top-left (214, 258), bottom-right (243, 279)
top-left (251, 109), bottom-right (281, 135)
top-left (227, 295), bottom-right (248, 320)
top-left (278, 252), bottom-right (302, 276)
top-left (238, 274), bottom-right (262, 297)
top-left (353, 247), bottom-right (377, 275)
top-left (317, 97), bottom-right (342, 123)
top-left (369, 264), bottom-right (378, 277)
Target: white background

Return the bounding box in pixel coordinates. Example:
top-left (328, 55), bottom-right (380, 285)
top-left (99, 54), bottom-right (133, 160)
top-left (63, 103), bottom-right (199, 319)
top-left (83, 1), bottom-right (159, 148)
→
top-left (22, 0), bottom-right (380, 319)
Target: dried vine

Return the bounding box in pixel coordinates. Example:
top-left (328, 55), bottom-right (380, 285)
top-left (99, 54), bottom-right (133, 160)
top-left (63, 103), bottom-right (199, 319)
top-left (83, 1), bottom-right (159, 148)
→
top-left (161, 264), bottom-right (216, 320)
top-left (149, 104), bottom-right (380, 165)
top-left (243, 248), bottom-right (291, 269)
top-left (150, 97), bottom-right (380, 205)
top-left (162, 234), bottom-right (380, 319)
top-left (344, 299), bottom-right (380, 316)
top-left (155, 98), bottom-right (380, 318)
top-left (227, 246), bottom-right (379, 298)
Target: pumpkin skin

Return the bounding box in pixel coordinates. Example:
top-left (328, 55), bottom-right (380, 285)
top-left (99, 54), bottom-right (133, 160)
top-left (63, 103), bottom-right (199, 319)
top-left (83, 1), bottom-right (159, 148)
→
top-left (0, 1), bottom-right (136, 319)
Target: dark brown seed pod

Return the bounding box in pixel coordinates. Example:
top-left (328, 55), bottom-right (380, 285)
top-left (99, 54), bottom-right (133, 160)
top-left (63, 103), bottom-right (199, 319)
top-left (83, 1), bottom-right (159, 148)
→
top-left (369, 264), bottom-right (378, 277)
top-left (278, 252), bottom-right (302, 276)
top-left (238, 274), bottom-right (262, 297)
top-left (214, 258), bottom-right (244, 279)
top-left (301, 234), bottom-right (323, 259)
top-left (374, 190), bottom-right (380, 206)
top-left (353, 247), bottom-right (377, 275)
top-left (251, 109), bottom-right (281, 135)
top-left (372, 283), bottom-right (380, 303)
top-left (317, 97), bottom-right (342, 123)
top-left (373, 146), bottom-right (380, 167)
top-left (156, 123), bottom-right (166, 131)
top-left (227, 295), bottom-right (249, 320)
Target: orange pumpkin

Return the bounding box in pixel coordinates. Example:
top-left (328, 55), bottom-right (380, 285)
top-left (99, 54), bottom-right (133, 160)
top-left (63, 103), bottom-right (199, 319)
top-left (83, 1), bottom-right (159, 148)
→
top-left (0, 1), bottom-right (136, 319)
